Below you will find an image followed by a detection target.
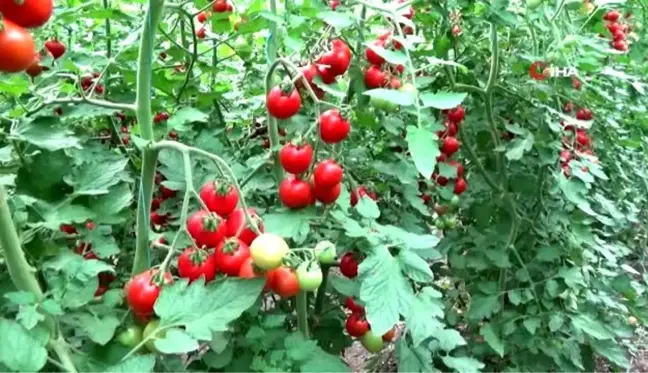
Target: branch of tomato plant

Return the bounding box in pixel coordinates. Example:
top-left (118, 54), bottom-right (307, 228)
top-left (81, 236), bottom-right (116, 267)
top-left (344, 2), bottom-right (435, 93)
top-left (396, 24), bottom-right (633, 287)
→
top-left (103, 0), bottom-right (112, 83)
top-left (240, 157), bottom-right (272, 188)
top-left (173, 7), bottom-right (199, 104)
top-left (158, 26), bottom-right (192, 54)
top-left (313, 264), bottom-right (330, 315)
top-left (549, 0), bottom-right (568, 22)
top-left (132, 0), bottom-right (167, 276)
top-left (26, 97), bottom-right (136, 117)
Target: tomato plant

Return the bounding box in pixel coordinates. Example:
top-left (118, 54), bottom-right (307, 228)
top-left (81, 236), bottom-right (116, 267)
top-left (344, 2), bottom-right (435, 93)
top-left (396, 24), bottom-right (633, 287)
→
top-left (0, 0), bottom-right (646, 371)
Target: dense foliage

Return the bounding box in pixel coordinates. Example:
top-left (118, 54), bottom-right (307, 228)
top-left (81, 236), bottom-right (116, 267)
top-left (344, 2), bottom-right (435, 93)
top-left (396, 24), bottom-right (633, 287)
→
top-left (0, 0), bottom-right (646, 371)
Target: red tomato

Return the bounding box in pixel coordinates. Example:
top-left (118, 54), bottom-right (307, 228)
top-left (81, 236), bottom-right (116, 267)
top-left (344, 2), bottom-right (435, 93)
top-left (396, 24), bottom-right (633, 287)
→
top-left (345, 313), bottom-right (369, 337)
top-left (177, 247), bottom-right (218, 283)
top-left (316, 64), bottom-right (338, 84)
top-left (313, 182), bottom-right (342, 204)
top-left (382, 327), bottom-right (396, 342)
top-left (45, 39), bottom-right (65, 59)
top-left (186, 210), bottom-right (227, 248)
top-left (446, 160), bottom-right (464, 178)
top-left (340, 253), bottom-right (359, 278)
top-left (575, 108), bottom-right (593, 120)
top-left (319, 41), bottom-right (351, 76)
top-left (365, 40), bottom-right (386, 65)
top-left (313, 159), bottom-right (344, 188)
top-left (0, 0), bottom-right (53, 28)
top-left (226, 208), bottom-right (263, 245)
top-left (199, 181), bottom-right (239, 217)
top-left (447, 106), bottom-right (465, 123)
top-left (196, 27), bottom-right (206, 39)
top-left (271, 267), bottom-right (300, 298)
top-left (279, 176), bottom-right (314, 209)
top-left (441, 136), bottom-right (461, 156)
top-left (607, 22), bottom-right (623, 34)
top-left (560, 150), bottom-right (572, 163)
top-left (563, 102), bottom-right (574, 113)
top-left (298, 64), bottom-right (325, 98)
top-left (575, 132), bottom-right (591, 147)
top-left (125, 270), bottom-right (173, 317)
top-left (280, 143), bottom-right (314, 174)
top-left (572, 77), bottom-right (581, 90)
top-left (319, 109), bottom-right (351, 144)
top-left (95, 285), bottom-right (108, 297)
top-left (433, 172), bottom-right (449, 186)
top-left (453, 178), bottom-right (467, 195)
top-left (215, 238), bottom-right (251, 276)
top-left (159, 183), bottom-right (176, 199)
top-left (239, 257), bottom-right (275, 290)
top-left (154, 112), bottom-right (170, 123)
top-left (612, 39), bottom-right (628, 51)
top-left (364, 65), bottom-right (387, 88)
top-left (25, 54), bottom-right (44, 78)
top-left (604, 10), bottom-right (620, 22)
top-left (329, 0), bottom-right (340, 9)
top-left (350, 186), bottom-right (377, 206)
top-left (212, 0), bottom-right (231, 12)
top-left (0, 19), bottom-right (36, 73)
top-left (266, 86), bottom-right (302, 119)
top-left (345, 297), bottom-right (365, 314)
top-left (60, 224), bottom-right (77, 235)
top-left (452, 24), bottom-right (462, 37)
top-left (150, 211), bottom-right (169, 226)
top-left (197, 11), bottom-right (209, 23)
top-left (389, 77), bottom-right (402, 89)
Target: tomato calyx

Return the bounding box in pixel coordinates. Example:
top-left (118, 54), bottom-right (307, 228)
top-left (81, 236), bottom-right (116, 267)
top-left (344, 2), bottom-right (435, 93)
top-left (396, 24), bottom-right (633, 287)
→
top-left (186, 246), bottom-right (210, 265)
top-left (201, 213), bottom-right (223, 232)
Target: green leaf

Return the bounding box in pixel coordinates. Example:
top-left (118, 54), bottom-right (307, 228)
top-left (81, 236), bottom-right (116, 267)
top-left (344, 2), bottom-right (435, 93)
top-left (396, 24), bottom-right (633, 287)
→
top-left (328, 274), bottom-right (359, 297)
top-left (467, 295), bottom-right (500, 321)
top-left (78, 313), bottom-right (120, 345)
top-left (364, 89), bottom-right (415, 106)
top-left (558, 266), bottom-right (586, 288)
top-left (204, 345), bottom-right (233, 369)
top-left (0, 318), bottom-right (47, 372)
top-left (4, 291), bottom-right (37, 305)
top-left (397, 339), bottom-right (436, 372)
top-left (405, 288), bottom-right (445, 346)
top-left (523, 317), bottom-right (541, 335)
top-left (355, 196), bottom-right (380, 219)
top-left (441, 356), bottom-right (485, 373)
top-left (104, 355), bottom-right (156, 373)
top-left (364, 42), bottom-right (408, 65)
top-left (17, 305), bottom-right (44, 330)
top-left (397, 250), bottom-right (434, 283)
top-left (316, 11), bottom-right (355, 29)
top-left (65, 159), bottom-right (129, 196)
top-left (590, 339), bottom-right (630, 368)
top-left (420, 92), bottom-right (467, 109)
top-left (300, 347), bottom-right (350, 372)
top-left (406, 126), bottom-right (440, 179)
top-left (14, 117), bottom-right (80, 151)
top-left (264, 209), bottom-right (316, 243)
top-left (436, 328), bottom-right (466, 351)
top-left (90, 183), bottom-right (134, 224)
top-left (505, 135), bottom-right (534, 161)
top-left (360, 246), bottom-right (412, 336)
top-left (284, 333), bottom-right (319, 361)
top-left (480, 323), bottom-right (504, 357)
top-left (549, 314), bottom-right (564, 332)
top-left (155, 328), bottom-right (200, 354)
top-left (155, 278), bottom-right (263, 343)
top-left (570, 314), bottom-right (614, 340)
top-left (167, 107), bottom-right (208, 132)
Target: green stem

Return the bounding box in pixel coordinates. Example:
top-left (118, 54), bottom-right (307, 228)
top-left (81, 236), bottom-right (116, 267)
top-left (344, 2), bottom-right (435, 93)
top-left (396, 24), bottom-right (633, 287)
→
top-left (296, 292), bottom-right (310, 338)
top-left (175, 7), bottom-right (198, 104)
top-left (49, 337), bottom-right (78, 373)
top-left (313, 265), bottom-right (330, 315)
top-left (132, 0), bottom-right (166, 276)
top-left (265, 64), bottom-right (284, 184)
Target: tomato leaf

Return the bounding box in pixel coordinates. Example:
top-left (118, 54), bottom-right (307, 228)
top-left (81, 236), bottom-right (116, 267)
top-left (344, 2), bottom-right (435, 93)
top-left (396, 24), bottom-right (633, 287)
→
top-left (0, 319), bottom-right (47, 372)
top-left (316, 11), bottom-right (355, 29)
top-left (420, 91), bottom-right (468, 110)
top-left (203, 345), bottom-right (234, 369)
top-left (355, 196), bottom-right (380, 219)
top-left (406, 125), bottom-right (440, 179)
top-left (364, 88), bottom-right (415, 106)
top-left (65, 158), bottom-right (129, 196)
top-left (397, 250), bottom-right (434, 283)
top-left (405, 287), bottom-right (445, 346)
top-left (155, 328), bottom-right (201, 354)
top-left (480, 323), bottom-right (505, 357)
top-left (441, 356), bottom-right (486, 373)
top-left (397, 340), bottom-right (435, 372)
top-left (364, 42), bottom-right (408, 65)
top-left (264, 209), bottom-right (315, 243)
top-left (328, 273), bottom-right (360, 297)
top-left (77, 313), bottom-right (120, 345)
top-left (569, 314), bottom-right (614, 340)
top-left (105, 355), bottom-right (156, 373)
top-left (14, 117), bottom-right (80, 151)
top-left (436, 328), bottom-right (467, 351)
top-left (167, 107), bottom-right (209, 132)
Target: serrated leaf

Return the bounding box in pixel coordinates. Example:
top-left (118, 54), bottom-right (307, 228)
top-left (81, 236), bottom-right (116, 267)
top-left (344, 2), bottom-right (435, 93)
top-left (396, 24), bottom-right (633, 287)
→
top-left (590, 339), bottom-right (630, 368)
top-left (264, 209), bottom-right (315, 243)
top-left (420, 92), bottom-right (467, 109)
top-left (155, 328), bottom-right (200, 354)
top-left (441, 356), bottom-right (485, 373)
top-left (364, 88), bottom-right (415, 106)
top-left (203, 345), bottom-right (234, 369)
top-left (4, 291), bottom-right (37, 305)
top-left (78, 314), bottom-right (119, 345)
top-left (328, 274), bottom-right (359, 297)
top-left (549, 314), bottom-right (564, 332)
top-left (65, 159), bottom-right (129, 196)
top-left (436, 328), bottom-right (466, 351)
top-left (13, 117), bottom-right (81, 151)
top-left (397, 251), bottom-right (434, 283)
top-left (397, 340), bottom-right (436, 372)
top-left (480, 323), bottom-right (504, 357)
top-left (523, 317), bottom-right (541, 335)
top-left (316, 11), bottom-right (354, 29)
top-left (505, 135), bottom-right (534, 160)
top-left (570, 314), bottom-right (614, 340)
top-left (284, 333), bottom-right (319, 361)
top-left (167, 107), bottom-right (209, 132)
top-left (0, 318), bottom-right (47, 372)
top-left (90, 183), bottom-right (134, 224)
top-left (105, 355), bottom-right (156, 373)
top-left (364, 42), bottom-right (408, 65)
top-left (155, 278), bottom-right (263, 342)
top-left (17, 305), bottom-right (44, 330)
top-left (405, 288), bottom-right (444, 346)
top-left (467, 295), bottom-right (500, 321)
top-left (355, 196), bottom-right (380, 219)
top-left (406, 126), bottom-right (440, 179)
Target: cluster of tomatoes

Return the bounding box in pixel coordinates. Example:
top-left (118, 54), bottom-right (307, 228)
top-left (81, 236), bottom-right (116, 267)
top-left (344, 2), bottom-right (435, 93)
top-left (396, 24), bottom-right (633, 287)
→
top-left (603, 10), bottom-right (631, 52)
top-left (80, 72), bottom-right (105, 95)
top-left (298, 39), bottom-right (352, 97)
top-left (59, 220), bottom-right (116, 297)
top-left (344, 297), bottom-right (397, 353)
top-left (194, 0), bottom-right (234, 39)
top-left (432, 106), bottom-right (467, 195)
top-left (148, 172), bottom-right (178, 227)
top-left (0, 0), bottom-right (50, 73)
top-left (559, 104), bottom-right (597, 176)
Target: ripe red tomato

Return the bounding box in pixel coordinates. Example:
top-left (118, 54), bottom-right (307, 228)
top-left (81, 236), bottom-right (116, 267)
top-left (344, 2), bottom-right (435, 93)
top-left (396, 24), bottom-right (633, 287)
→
top-left (575, 131), bottom-right (591, 147)
top-left (607, 22), bottom-right (623, 34)
top-left (382, 327), bottom-right (396, 342)
top-left (447, 106), bottom-right (465, 123)
top-left (365, 40), bottom-right (386, 65)
top-left (559, 150), bottom-right (572, 163)
top-left (345, 297), bottom-right (365, 314)
top-left (613, 30), bottom-right (626, 41)
top-left (340, 253), bottom-right (359, 278)
top-left (199, 181), bottom-right (239, 217)
top-left (298, 64), bottom-right (325, 98)
top-left (604, 10), bottom-right (620, 22)
top-left (441, 136), bottom-right (461, 156)
top-left (239, 257), bottom-right (274, 290)
top-left (612, 39), bottom-right (628, 51)
top-left (266, 86), bottom-right (302, 119)
top-left (215, 238), bottom-right (251, 276)
top-left (0, 0), bottom-right (53, 28)
top-left (271, 267), bottom-right (300, 298)
top-left (154, 112), bottom-right (170, 123)
top-left (329, 0), bottom-right (340, 9)
top-left (125, 270), bottom-right (172, 317)
top-left (563, 102), bottom-right (574, 113)
top-left (319, 110), bottom-right (350, 144)
top-left (575, 108), bottom-right (593, 120)
top-left (60, 224), bottom-right (77, 235)
top-left (25, 55), bottom-right (44, 78)
top-left (0, 19), bottom-right (36, 73)
top-left (197, 11), bottom-right (209, 23)
top-left (572, 77), bottom-right (581, 90)
top-left (150, 211), bottom-right (169, 226)
top-left (280, 143), bottom-right (313, 174)
top-left (316, 64), bottom-right (338, 84)
top-left (319, 40), bottom-right (351, 76)
top-left (345, 313), bottom-right (369, 337)
top-left (226, 208), bottom-right (263, 245)
top-left (186, 210), bottom-right (227, 248)
top-left (159, 183), bottom-right (176, 199)
top-left (314, 160), bottom-right (344, 188)
top-left (212, 0), bottom-right (231, 12)
top-left (454, 178), bottom-right (467, 195)
top-left (313, 182), bottom-right (342, 204)
top-left (196, 27), bottom-right (206, 39)
top-left (364, 65), bottom-right (387, 88)
top-left (350, 186), bottom-right (377, 206)
top-left (279, 176), bottom-right (314, 209)
top-left (177, 247), bottom-right (218, 283)
top-left (452, 25), bottom-right (462, 37)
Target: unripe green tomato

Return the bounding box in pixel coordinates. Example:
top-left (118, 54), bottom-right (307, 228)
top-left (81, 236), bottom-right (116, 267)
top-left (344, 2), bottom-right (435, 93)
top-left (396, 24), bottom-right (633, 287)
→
top-left (371, 96), bottom-right (398, 112)
top-left (360, 331), bottom-right (385, 353)
top-left (526, 0), bottom-right (544, 10)
top-left (142, 319), bottom-right (167, 353)
top-left (435, 218), bottom-right (446, 230)
top-left (296, 262), bottom-right (323, 291)
top-left (233, 36), bottom-right (253, 59)
top-left (444, 216), bottom-right (458, 229)
top-left (314, 240), bottom-right (337, 264)
top-left (449, 195), bottom-right (460, 208)
top-left (117, 325), bottom-right (143, 348)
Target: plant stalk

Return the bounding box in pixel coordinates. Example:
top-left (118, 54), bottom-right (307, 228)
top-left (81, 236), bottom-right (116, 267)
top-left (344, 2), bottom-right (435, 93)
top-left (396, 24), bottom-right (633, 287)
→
top-left (296, 292), bottom-right (310, 338)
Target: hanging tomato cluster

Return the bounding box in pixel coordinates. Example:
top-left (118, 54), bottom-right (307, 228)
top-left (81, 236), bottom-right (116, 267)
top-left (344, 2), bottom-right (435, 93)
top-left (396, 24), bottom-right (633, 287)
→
top-left (559, 104), bottom-right (598, 177)
top-left (344, 297), bottom-right (397, 353)
top-left (149, 172), bottom-right (178, 226)
top-left (603, 10), bottom-right (631, 52)
top-left (194, 0), bottom-right (234, 38)
top-left (0, 0), bottom-right (53, 73)
top-left (432, 106), bottom-right (467, 195)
